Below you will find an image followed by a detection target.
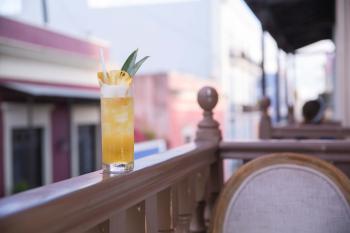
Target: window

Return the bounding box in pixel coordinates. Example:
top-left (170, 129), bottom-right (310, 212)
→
top-left (12, 128), bottom-right (43, 193)
top-left (78, 125), bottom-right (97, 175)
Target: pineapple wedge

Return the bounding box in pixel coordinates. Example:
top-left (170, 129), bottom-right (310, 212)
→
top-left (97, 70), bottom-right (132, 86)
top-left (97, 49), bottom-right (149, 87)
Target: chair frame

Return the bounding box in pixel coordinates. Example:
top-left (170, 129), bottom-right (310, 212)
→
top-left (210, 153), bottom-right (350, 233)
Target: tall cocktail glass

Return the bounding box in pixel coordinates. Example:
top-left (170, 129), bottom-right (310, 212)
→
top-left (100, 80), bottom-right (134, 173)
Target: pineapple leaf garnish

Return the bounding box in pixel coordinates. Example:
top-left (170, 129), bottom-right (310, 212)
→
top-left (129, 56), bottom-right (150, 76)
top-left (121, 49), bottom-right (149, 77)
top-left (121, 49), bottom-right (138, 74)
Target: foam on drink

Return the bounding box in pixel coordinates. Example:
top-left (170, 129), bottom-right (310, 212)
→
top-left (101, 84), bottom-right (129, 98)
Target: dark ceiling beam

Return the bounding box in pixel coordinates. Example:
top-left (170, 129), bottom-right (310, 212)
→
top-left (256, 8), bottom-right (293, 51)
top-left (282, 22), bottom-right (333, 34)
top-left (244, 0), bottom-right (334, 52)
top-left (245, 0), bottom-right (304, 5)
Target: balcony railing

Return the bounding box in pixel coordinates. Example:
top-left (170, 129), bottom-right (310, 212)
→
top-left (1, 87), bottom-right (350, 233)
top-left (258, 97), bottom-right (350, 139)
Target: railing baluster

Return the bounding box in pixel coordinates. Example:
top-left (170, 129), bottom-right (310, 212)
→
top-left (175, 179), bottom-right (194, 233)
top-left (85, 220), bottom-right (109, 233)
top-left (145, 195), bottom-right (158, 233)
top-left (204, 161), bottom-right (223, 228)
top-left (109, 211), bottom-right (126, 233)
top-left (126, 202), bottom-right (146, 233)
top-left (204, 194), bottom-right (214, 229)
top-left (157, 188), bottom-right (174, 232)
top-left (172, 185), bottom-right (178, 229)
top-left (258, 97), bottom-right (272, 139)
top-left (189, 169), bottom-right (209, 233)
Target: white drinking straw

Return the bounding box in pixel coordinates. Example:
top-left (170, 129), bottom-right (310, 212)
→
top-left (99, 48), bottom-right (108, 82)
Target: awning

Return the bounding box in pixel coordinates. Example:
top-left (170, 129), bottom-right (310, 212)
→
top-left (0, 80), bottom-right (100, 102)
top-left (244, 0), bottom-right (334, 52)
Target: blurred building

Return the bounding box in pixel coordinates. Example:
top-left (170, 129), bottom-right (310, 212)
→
top-left (134, 72), bottom-right (225, 148)
top-left (240, 0), bottom-right (350, 127)
top-left (0, 0), bottom-right (263, 139)
top-left (0, 16), bottom-right (106, 196)
top-left (0, 16), bottom-right (224, 196)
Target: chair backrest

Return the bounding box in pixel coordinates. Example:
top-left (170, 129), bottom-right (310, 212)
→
top-left (211, 153), bottom-right (350, 233)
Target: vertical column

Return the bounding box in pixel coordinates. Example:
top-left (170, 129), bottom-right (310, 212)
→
top-left (284, 54), bottom-right (290, 113)
top-left (335, 0), bottom-right (350, 126)
top-left (275, 49), bottom-right (281, 122)
top-left (145, 195), bottom-right (158, 233)
top-left (204, 161), bottom-right (223, 228)
top-left (157, 188), bottom-right (174, 232)
top-left (86, 220), bottom-right (109, 233)
top-left (194, 86), bottom-right (222, 231)
top-left (175, 178), bottom-right (194, 233)
top-left (0, 99), bottom-right (4, 197)
top-left (52, 104), bottom-right (71, 182)
top-left (189, 169), bottom-right (209, 233)
top-left (261, 30), bottom-right (266, 97)
top-left (287, 105), bottom-right (295, 125)
top-left (109, 211), bottom-right (126, 233)
top-left (126, 202), bottom-right (146, 233)
top-left (258, 97), bottom-right (272, 139)
top-left (41, 0), bottom-right (49, 24)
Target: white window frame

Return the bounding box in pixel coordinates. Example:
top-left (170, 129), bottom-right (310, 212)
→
top-left (70, 104), bottom-right (100, 177)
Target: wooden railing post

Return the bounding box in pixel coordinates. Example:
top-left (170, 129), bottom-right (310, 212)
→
top-left (175, 179), bottom-right (194, 233)
top-left (189, 169), bottom-right (209, 233)
top-left (157, 188), bottom-right (174, 232)
top-left (145, 195), bottom-right (158, 233)
top-left (195, 86), bottom-right (221, 144)
top-left (204, 162), bottom-right (221, 228)
top-left (287, 105), bottom-right (295, 125)
top-left (126, 202), bottom-right (146, 233)
top-left (258, 96), bottom-right (272, 139)
top-left (192, 86), bottom-right (222, 232)
top-left (109, 203), bottom-right (146, 233)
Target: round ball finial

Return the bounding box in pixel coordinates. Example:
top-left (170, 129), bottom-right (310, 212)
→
top-left (260, 96), bottom-right (271, 110)
top-left (197, 86), bottom-right (218, 111)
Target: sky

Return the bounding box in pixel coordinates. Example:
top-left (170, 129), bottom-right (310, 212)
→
top-left (0, 0), bottom-right (21, 15)
top-left (87, 0), bottom-right (200, 8)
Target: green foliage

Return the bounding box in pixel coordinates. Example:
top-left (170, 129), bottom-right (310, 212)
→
top-left (13, 181), bottom-right (30, 193)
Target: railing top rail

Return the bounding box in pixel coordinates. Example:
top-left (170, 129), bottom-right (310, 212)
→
top-left (270, 127), bottom-right (350, 139)
top-left (0, 142), bottom-right (217, 233)
top-left (273, 125), bottom-right (350, 130)
top-left (220, 140), bottom-right (350, 161)
top-left (258, 96), bottom-right (350, 139)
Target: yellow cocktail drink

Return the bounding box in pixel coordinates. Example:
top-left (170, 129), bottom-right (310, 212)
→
top-left (101, 97), bottom-right (134, 171)
top-left (98, 49), bottom-right (148, 173)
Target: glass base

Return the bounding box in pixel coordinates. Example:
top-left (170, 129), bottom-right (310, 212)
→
top-left (103, 161), bottom-right (134, 174)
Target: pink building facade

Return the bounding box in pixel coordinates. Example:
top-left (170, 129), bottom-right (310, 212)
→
top-left (134, 73), bottom-right (225, 148)
top-left (0, 16), bottom-right (105, 196)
